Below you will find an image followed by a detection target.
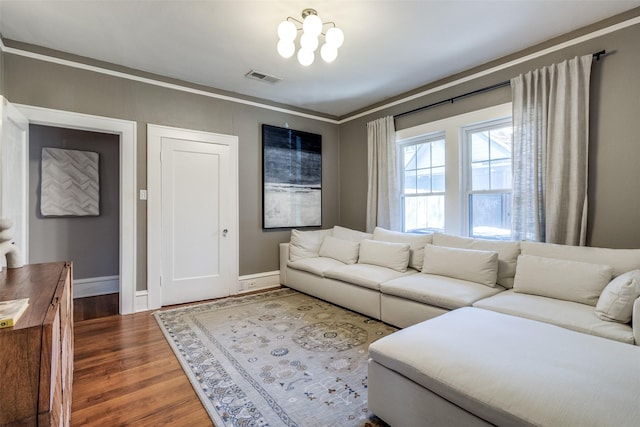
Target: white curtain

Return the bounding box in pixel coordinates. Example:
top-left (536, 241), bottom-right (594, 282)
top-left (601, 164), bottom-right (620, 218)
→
top-left (511, 54), bottom-right (592, 245)
top-left (366, 116), bottom-right (400, 232)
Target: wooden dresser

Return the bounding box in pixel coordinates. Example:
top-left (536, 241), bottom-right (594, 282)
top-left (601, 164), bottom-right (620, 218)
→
top-left (0, 262), bottom-right (73, 427)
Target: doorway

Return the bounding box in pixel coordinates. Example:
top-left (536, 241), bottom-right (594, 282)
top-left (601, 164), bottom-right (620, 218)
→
top-left (28, 125), bottom-right (120, 301)
top-left (15, 104), bottom-right (138, 314)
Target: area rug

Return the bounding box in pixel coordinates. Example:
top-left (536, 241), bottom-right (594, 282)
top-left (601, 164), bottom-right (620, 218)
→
top-left (154, 288), bottom-right (396, 427)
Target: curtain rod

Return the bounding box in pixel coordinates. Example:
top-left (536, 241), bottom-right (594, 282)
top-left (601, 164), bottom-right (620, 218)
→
top-left (394, 49), bottom-right (606, 120)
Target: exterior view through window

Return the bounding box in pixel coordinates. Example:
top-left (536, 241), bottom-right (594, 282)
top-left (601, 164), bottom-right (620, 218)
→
top-left (465, 119), bottom-right (513, 239)
top-left (401, 134), bottom-right (445, 233)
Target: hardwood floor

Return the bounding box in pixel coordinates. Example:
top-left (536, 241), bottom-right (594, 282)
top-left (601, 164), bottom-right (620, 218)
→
top-left (72, 295), bottom-right (213, 426)
top-left (73, 292), bottom-right (120, 321)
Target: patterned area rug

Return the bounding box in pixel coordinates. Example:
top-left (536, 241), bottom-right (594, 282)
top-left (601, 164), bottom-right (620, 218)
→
top-left (154, 288), bottom-right (396, 427)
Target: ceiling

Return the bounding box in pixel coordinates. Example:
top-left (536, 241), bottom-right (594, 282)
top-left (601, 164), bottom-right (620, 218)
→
top-left (1, 1), bottom-right (639, 118)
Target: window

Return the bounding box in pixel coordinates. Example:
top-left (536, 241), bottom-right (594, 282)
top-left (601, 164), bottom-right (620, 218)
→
top-left (395, 103), bottom-right (512, 237)
top-left (400, 133), bottom-right (445, 233)
top-left (463, 119), bottom-right (513, 240)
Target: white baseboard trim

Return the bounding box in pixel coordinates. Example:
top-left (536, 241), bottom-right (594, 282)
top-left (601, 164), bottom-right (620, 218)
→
top-left (73, 275), bottom-right (119, 299)
top-left (130, 271), bottom-right (281, 313)
top-left (135, 290), bottom-right (149, 313)
top-left (237, 270), bottom-right (281, 294)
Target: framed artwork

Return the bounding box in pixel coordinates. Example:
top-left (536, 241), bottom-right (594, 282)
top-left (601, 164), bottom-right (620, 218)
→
top-left (262, 124), bottom-right (322, 229)
top-left (40, 147), bottom-right (100, 216)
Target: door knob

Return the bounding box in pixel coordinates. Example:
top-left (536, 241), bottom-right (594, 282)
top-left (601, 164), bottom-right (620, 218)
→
top-left (222, 229), bottom-right (228, 237)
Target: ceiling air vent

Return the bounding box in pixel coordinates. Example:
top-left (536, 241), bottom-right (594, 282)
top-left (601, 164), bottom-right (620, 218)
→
top-left (245, 70), bottom-right (281, 84)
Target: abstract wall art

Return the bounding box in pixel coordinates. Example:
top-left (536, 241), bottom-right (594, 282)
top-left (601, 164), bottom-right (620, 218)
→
top-left (40, 147), bottom-right (100, 216)
top-left (262, 124), bottom-right (321, 229)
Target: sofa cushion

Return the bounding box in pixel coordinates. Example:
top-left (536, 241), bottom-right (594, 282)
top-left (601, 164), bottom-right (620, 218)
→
top-left (422, 244), bottom-right (499, 287)
top-left (324, 264), bottom-right (415, 291)
top-left (369, 307), bottom-right (640, 427)
top-left (287, 257), bottom-right (347, 277)
top-left (432, 233), bottom-right (520, 288)
top-left (596, 270), bottom-right (640, 323)
top-left (373, 227), bottom-right (433, 271)
top-left (358, 239), bottom-right (411, 272)
top-left (332, 225), bottom-right (372, 242)
top-left (318, 236), bottom-right (360, 264)
top-left (289, 228), bottom-right (333, 261)
top-left (521, 240), bottom-right (640, 278)
top-left (380, 274), bottom-right (504, 310)
top-left (474, 290), bottom-right (634, 344)
top-left (513, 254), bottom-right (612, 306)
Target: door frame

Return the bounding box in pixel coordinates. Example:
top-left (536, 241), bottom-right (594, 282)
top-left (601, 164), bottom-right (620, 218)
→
top-left (1, 98), bottom-right (29, 263)
top-left (15, 104), bottom-right (138, 314)
top-left (147, 124), bottom-right (239, 309)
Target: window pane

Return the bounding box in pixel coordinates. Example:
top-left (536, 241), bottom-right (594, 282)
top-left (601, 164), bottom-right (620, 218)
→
top-left (471, 162), bottom-right (490, 191)
top-left (471, 132), bottom-right (489, 162)
top-left (431, 167), bottom-right (445, 192)
top-left (404, 171), bottom-right (417, 194)
top-left (403, 145), bottom-right (417, 170)
top-left (416, 169), bottom-right (431, 193)
top-left (404, 195), bottom-right (444, 233)
top-left (488, 127), bottom-right (512, 161)
top-left (469, 193), bottom-right (512, 239)
top-left (431, 139), bottom-right (445, 167)
top-left (416, 143), bottom-right (431, 169)
top-left (490, 158), bottom-right (512, 190)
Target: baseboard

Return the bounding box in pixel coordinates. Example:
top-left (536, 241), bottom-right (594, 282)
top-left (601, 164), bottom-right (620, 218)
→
top-left (131, 272), bottom-right (281, 312)
top-left (73, 275), bottom-right (119, 299)
top-left (135, 290), bottom-right (149, 312)
top-left (237, 270), bottom-right (281, 294)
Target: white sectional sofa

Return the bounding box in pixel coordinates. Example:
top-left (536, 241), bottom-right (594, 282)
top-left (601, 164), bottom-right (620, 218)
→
top-left (280, 226), bottom-right (640, 344)
top-left (279, 225), bottom-right (640, 426)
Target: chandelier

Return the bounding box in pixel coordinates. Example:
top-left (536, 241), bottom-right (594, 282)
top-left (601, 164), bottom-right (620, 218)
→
top-left (277, 8), bottom-right (344, 66)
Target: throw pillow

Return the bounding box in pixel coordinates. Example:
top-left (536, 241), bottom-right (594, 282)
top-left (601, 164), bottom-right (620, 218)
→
top-left (421, 244), bottom-right (499, 287)
top-left (432, 233), bottom-right (520, 288)
top-left (513, 255), bottom-right (613, 306)
top-left (372, 227), bottom-right (433, 271)
top-left (289, 229), bottom-right (333, 262)
top-left (596, 270), bottom-right (640, 323)
top-left (521, 241), bottom-right (640, 278)
top-left (358, 239), bottom-right (411, 272)
top-left (318, 236), bottom-right (360, 265)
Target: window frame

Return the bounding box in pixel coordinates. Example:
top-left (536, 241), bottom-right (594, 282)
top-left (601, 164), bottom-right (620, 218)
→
top-left (398, 131), bottom-right (446, 233)
top-left (395, 102), bottom-right (512, 237)
top-left (461, 117), bottom-right (514, 239)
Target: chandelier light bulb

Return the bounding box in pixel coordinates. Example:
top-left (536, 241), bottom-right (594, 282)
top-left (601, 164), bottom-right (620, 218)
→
top-left (320, 43), bottom-right (338, 63)
top-left (277, 40), bottom-right (295, 58)
top-left (297, 48), bottom-right (314, 66)
top-left (300, 33), bottom-right (319, 52)
top-left (277, 20), bottom-right (297, 41)
top-left (325, 27), bottom-right (344, 48)
top-left (302, 13), bottom-right (323, 37)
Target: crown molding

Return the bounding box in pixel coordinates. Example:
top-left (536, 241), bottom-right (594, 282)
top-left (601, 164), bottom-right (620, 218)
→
top-left (0, 38), bottom-right (340, 125)
top-left (2, 13), bottom-right (639, 126)
top-left (339, 14), bottom-right (640, 124)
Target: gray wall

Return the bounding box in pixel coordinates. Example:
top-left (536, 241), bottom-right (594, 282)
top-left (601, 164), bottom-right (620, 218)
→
top-left (0, 48), bottom-right (4, 96)
top-left (4, 8), bottom-right (640, 295)
top-left (4, 50), bottom-right (340, 291)
top-left (339, 13), bottom-right (640, 249)
top-left (28, 125), bottom-right (119, 279)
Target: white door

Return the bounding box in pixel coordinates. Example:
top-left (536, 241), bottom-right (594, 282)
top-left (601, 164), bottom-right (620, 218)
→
top-left (147, 125), bottom-right (238, 308)
top-left (0, 97), bottom-right (29, 267)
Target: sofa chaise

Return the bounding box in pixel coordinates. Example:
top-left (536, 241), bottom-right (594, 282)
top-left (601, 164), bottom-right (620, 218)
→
top-left (368, 307), bottom-right (640, 427)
